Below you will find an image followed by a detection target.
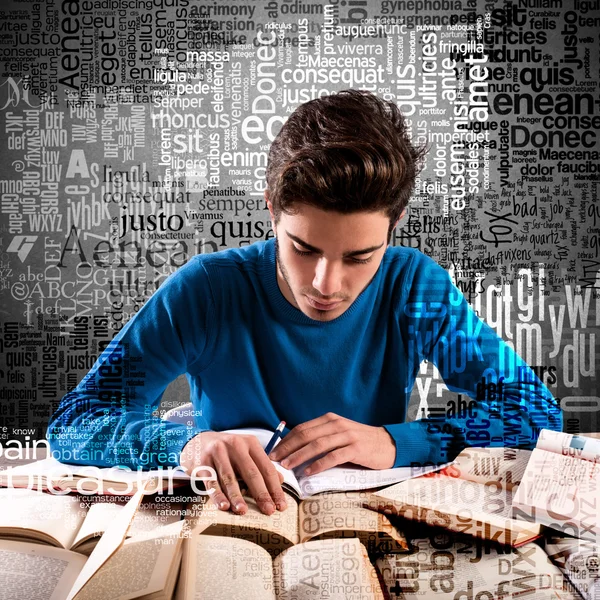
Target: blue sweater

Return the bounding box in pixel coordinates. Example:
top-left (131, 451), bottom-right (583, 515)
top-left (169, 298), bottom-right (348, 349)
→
top-left (47, 240), bottom-right (562, 469)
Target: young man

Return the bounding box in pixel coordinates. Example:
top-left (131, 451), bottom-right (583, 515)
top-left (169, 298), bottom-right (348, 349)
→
top-left (48, 90), bottom-right (561, 516)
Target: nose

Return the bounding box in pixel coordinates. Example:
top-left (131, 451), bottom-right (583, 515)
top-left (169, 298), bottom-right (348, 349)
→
top-left (312, 258), bottom-right (342, 297)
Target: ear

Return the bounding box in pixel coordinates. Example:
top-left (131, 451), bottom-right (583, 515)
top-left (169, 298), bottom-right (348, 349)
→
top-left (392, 209), bottom-right (407, 231)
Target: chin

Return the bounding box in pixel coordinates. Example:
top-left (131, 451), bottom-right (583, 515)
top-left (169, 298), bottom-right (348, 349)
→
top-left (302, 302), bottom-right (347, 322)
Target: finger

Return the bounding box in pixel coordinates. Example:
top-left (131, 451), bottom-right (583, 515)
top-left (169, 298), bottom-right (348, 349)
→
top-left (270, 416), bottom-right (345, 462)
top-left (251, 447), bottom-right (288, 512)
top-left (203, 465), bottom-right (231, 510)
top-left (213, 444), bottom-right (248, 515)
top-left (302, 445), bottom-right (355, 476)
top-left (278, 425), bottom-right (349, 468)
top-left (231, 449), bottom-right (277, 516)
top-left (282, 431), bottom-right (355, 470)
top-left (271, 420), bottom-right (349, 464)
top-left (204, 478), bottom-right (230, 511)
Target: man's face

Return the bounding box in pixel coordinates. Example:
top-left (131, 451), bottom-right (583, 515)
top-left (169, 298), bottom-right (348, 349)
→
top-left (269, 202), bottom-right (393, 322)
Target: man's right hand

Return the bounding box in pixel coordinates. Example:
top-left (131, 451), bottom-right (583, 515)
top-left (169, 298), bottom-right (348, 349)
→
top-left (180, 431), bottom-right (288, 516)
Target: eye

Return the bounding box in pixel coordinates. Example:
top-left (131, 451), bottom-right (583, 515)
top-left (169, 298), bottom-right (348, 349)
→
top-left (291, 245), bottom-right (314, 257)
top-left (348, 256), bottom-right (373, 265)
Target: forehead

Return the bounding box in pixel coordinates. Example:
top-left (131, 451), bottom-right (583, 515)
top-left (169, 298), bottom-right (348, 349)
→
top-left (280, 204), bottom-right (390, 242)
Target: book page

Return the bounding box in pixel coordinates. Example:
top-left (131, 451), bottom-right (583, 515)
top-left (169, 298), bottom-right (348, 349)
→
top-left (181, 534), bottom-right (276, 600)
top-left (374, 474), bottom-right (515, 518)
top-left (512, 447), bottom-right (600, 543)
top-left (71, 497), bottom-right (183, 553)
top-left (444, 447), bottom-right (532, 490)
top-left (274, 538), bottom-right (385, 600)
top-left (71, 502), bottom-right (121, 551)
top-left (127, 498), bottom-right (184, 535)
top-left (298, 492), bottom-right (407, 554)
top-left (377, 538), bottom-right (582, 600)
top-left (274, 464), bottom-right (302, 498)
top-left (67, 488), bottom-right (145, 600)
top-left (0, 488), bottom-right (87, 549)
top-left (546, 537), bottom-right (600, 600)
top-left (536, 429), bottom-right (600, 463)
top-left (0, 540), bottom-right (87, 600)
top-left (372, 476), bottom-right (539, 546)
top-left (297, 462), bottom-right (447, 498)
top-left (193, 492), bottom-right (300, 556)
top-left (72, 521), bottom-right (184, 600)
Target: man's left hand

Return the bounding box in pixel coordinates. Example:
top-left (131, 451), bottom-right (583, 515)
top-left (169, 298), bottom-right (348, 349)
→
top-left (268, 412), bottom-right (396, 475)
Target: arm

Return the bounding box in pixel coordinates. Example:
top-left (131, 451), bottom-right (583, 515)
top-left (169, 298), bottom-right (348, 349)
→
top-left (382, 255), bottom-right (563, 466)
top-left (270, 255), bottom-right (562, 471)
top-left (46, 258), bottom-right (212, 470)
top-left (47, 257), bottom-right (288, 515)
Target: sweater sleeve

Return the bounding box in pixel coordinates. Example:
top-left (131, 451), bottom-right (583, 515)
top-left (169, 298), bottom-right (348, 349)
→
top-left (46, 257), bottom-right (215, 470)
top-left (383, 254), bottom-right (562, 467)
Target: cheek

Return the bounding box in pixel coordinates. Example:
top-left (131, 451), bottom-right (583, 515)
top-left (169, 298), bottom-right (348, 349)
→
top-left (298, 263), bottom-right (316, 286)
top-left (287, 254), bottom-right (313, 284)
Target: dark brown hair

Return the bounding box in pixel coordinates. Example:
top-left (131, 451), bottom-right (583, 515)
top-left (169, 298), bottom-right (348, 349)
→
top-left (266, 89), bottom-right (427, 228)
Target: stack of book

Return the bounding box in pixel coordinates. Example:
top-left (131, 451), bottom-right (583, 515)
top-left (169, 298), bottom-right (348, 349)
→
top-left (0, 429), bottom-right (597, 599)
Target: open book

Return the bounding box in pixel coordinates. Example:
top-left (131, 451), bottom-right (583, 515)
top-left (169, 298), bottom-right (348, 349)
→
top-left (0, 428), bottom-right (444, 498)
top-left (175, 535), bottom-right (385, 600)
top-left (0, 488), bottom-right (182, 555)
top-left (191, 489), bottom-right (408, 557)
top-left (512, 429), bottom-right (600, 543)
top-left (0, 489), bottom-right (185, 600)
top-left (546, 537), bottom-right (600, 600)
top-left (376, 536), bottom-right (583, 599)
top-left (366, 446), bottom-right (541, 546)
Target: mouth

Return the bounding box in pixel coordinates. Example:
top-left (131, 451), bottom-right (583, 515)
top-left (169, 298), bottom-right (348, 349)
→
top-left (305, 296), bottom-right (343, 311)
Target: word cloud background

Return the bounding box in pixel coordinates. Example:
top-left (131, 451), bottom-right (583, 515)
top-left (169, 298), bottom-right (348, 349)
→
top-left (0, 0), bottom-right (598, 445)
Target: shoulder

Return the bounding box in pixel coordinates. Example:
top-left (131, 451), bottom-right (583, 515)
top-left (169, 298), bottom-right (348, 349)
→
top-left (381, 246), bottom-right (450, 288)
top-left (189, 241), bottom-right (269, 285)
top-left (386, 247), bottom-right (465, 328)
top-left (143, 242), bottom-right (270, 326)
top-left (177, 241), bottom-right (270, 302)
top-left (193, 241), bottom-right (267, 270)
top-left (383, 245), bottom-right (436, 266)
top-left (380, 247), bottom-right (459, 319)
top-left (174, 241), bottom-right (267, 280)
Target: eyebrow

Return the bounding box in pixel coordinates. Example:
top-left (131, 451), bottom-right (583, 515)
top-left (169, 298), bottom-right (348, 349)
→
top-left (285, 232), bottom-right (384, 257)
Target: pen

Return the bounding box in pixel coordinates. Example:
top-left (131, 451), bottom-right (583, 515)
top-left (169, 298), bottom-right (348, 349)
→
top-left (265, 421), bottom-right (286, 456)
